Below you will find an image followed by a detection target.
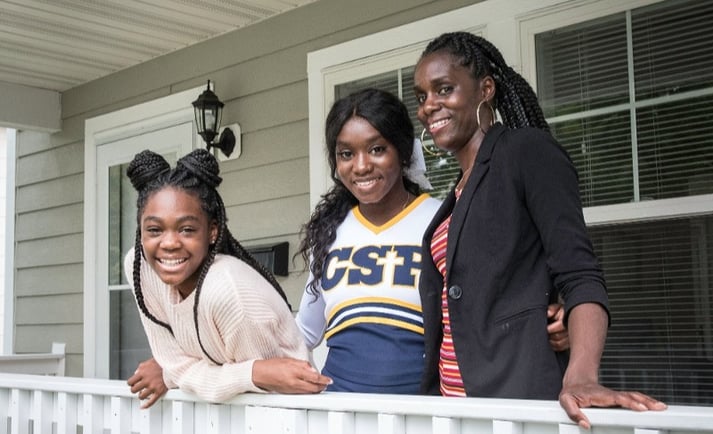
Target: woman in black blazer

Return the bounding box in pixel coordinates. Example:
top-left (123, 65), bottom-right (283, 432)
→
top-left (412, 31), bottom-right (666, 429)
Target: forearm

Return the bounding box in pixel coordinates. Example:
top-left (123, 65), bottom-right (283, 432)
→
top-left (563, 303), bottom-right (608, 386)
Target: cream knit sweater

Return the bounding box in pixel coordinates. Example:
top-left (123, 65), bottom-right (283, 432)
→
top-left (124, 249), bottom-right (309, 402)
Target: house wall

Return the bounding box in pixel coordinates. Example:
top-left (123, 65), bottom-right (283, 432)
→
top-left (12, 0), bottom-right (482, 376)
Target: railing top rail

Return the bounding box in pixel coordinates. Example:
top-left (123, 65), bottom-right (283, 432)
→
top-left (0, 373), bottom-right (710, 431)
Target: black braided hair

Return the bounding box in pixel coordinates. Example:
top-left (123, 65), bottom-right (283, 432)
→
top-left (296, 88), bottom-right (421, 296)
top-left (420, 31), bottom-right (549, 131)
top-left (126, 148), bottom-right (290, 365)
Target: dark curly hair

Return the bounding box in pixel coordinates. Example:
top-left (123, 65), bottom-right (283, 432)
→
top-left (420, 31), bottom-right (549, 131)
top-left (126, 148), bottom-right (290, 364)
top-left (297, 88), bottom-right (422, 296)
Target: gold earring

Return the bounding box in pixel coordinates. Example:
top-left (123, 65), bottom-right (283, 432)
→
top-left (420, 128), bottom-right (444, 157)
top-left (476, 100), bottom-right (496, 133)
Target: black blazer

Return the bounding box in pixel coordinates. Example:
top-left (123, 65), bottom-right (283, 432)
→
top-left (419, 124), bottom-right (609, 399)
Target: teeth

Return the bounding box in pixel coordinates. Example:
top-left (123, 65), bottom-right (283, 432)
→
top-left (355, 179), bottom-right (376, 187)
top-left (160, 258), bottom-right (185, 266)
top-left (429, 119), bottom-right (449, 130)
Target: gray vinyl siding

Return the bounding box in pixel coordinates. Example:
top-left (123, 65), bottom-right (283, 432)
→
top-left (12, 0), bottom-right (481, 376)
top-left (13, 130), bottom-right (84, 372)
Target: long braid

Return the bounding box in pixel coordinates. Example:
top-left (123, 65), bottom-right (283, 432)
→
top-left (421, 32), bottom-right (549, 131)
top-left (126, 148), bottom-right (289, 365)
top-left (132, 227), bottom-right (172, 332)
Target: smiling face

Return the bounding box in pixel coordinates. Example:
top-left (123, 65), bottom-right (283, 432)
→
top-left (335, 116), bottom-right (408, 221)
top-left (140, 187), bottom-right (217, 298)
top-left (414, 51), bottom-right (490, 158)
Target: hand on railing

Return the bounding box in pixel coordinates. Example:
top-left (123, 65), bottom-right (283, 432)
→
top-left (559, 382), bottom-right (668, 429)
top-left (252, 358), bottom-right (332, 394)
top-left (128, 358), bottom-right (168, 409)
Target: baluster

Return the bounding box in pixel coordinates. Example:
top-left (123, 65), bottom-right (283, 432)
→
top-left (171, 401), bottom-right (194, 434)
top-left (328, 411), bottom-right (355, 434)
top-left (494, 420), bottom-right (523, 434)
top-left (110, 397), bottom-right (131, 433)
top-left (433, 416), bottom-right (461, 434)
top-left (82, 394), bottom-right (103, 434)
top-left (204, 403), bottom-right (229, 434)
top-left (138, 402), bottom-right (162, 434)
top-left (57, 393), bottom-right (78, 434)
top-left (378, 414), bottom-right (405, 434)
top-left (0, 389), bottom-right (10, 434)
top-left (32, 390), bottom-right (53, 434)
top-left (10, 389), bottom-right (30, 434)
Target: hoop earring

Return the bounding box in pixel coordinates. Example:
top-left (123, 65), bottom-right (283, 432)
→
top-left (420, 128), bottom-right (444, 157)
top-left (476, 99), bottom-right (496, 133)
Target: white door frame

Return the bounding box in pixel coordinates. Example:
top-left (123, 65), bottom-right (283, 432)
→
top-left (83, 87), bottom-right (201, 378)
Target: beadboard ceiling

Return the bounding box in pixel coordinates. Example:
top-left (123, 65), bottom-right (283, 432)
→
top-left (0, 0), bottom-right (318, 93)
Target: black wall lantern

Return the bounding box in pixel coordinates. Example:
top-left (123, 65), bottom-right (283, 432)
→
top-left (192, 80), bottom-right (236, 158)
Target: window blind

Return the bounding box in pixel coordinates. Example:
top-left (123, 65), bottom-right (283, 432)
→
top-left (592, 215), bottom-right (713, 405)
top-left (536, 0), bottom-right (713, 206)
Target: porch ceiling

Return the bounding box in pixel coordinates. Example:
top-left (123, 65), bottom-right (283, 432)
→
top-left (0, 0), bottom-right (318, 93)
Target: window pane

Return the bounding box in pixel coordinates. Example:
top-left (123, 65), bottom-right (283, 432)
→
top-left (593, 215), bottom-right (713, 405)
top-left (633, 0), bottom-right (713, 99)
top-left (335, 71), bottom-right (400, 100)
top-left (110, 289), bottom-right (151, 380)
top-left (552, 111), bottom-right (633, 207)
top-left (108, 163), bottom-right (136, 286)
top-left (638, 94), bottom-right (713, 200)
top-left (536, 13), bottom-right (629, 118)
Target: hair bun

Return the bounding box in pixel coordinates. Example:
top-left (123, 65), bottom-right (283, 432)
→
top-left (126, 150), bottom-right (170, 191)
top-left (176, 149), bottom-right (222, 189)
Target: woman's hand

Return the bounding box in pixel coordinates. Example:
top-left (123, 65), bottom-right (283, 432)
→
top-left (127, 358), bottom-right (168, 409)
top-left (547, 303), bottom-right (569, 352)
top-left (559, 382), bottom-right (667, 429)
top-left (253, 358), bottom-right (332, 394)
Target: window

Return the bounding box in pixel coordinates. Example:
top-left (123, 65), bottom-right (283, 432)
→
top-left (535, 0), bottom-right (713, 405)
top-left (536, 0), bottom-right (713, 206)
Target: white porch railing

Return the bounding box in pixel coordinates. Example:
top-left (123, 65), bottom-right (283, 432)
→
top-left (0, 373), bottom-right (710, 434)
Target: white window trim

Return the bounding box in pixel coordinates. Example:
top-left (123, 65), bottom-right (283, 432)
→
top-left (2, 129), bottom-right (15, 355)
top-left (83, 86), bottom-right (202, 378)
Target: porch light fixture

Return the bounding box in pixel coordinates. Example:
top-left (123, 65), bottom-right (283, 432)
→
top-left (192, 80), bottom-right (236, 158)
